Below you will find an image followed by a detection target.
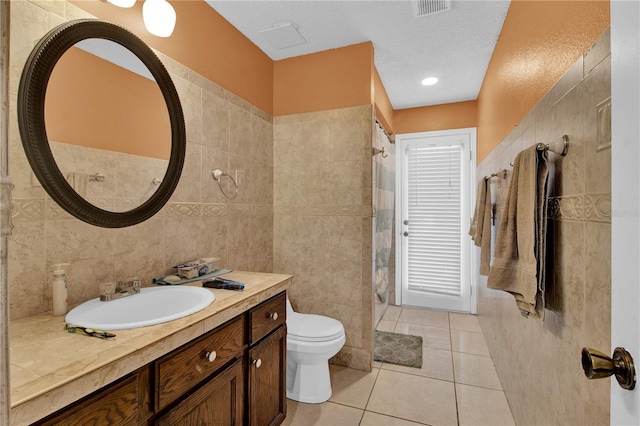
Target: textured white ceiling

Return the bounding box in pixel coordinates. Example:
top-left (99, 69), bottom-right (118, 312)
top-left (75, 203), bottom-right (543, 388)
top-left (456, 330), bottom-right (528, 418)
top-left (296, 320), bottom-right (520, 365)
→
top-left (205, 0), bottom-right (510, 110)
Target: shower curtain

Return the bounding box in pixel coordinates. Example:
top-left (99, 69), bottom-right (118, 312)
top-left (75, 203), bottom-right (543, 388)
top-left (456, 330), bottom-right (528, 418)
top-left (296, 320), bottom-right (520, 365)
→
top-left (373, 123), bottom-right (395, 324)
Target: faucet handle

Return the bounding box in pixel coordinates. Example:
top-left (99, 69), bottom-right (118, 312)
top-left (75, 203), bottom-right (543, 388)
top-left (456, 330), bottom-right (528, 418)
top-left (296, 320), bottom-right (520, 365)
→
top-left (118, 277), bottom-right (142, 287)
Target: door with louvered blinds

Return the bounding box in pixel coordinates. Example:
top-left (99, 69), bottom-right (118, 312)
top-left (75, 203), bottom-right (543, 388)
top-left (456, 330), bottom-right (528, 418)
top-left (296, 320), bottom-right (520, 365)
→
top-left (398, 130), bottom-right (473, 312)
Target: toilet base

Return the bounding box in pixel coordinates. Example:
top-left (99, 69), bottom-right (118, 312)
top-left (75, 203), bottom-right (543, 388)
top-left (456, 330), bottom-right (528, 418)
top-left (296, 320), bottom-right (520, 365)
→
top-left (286, 356), bottom-right (332, 403)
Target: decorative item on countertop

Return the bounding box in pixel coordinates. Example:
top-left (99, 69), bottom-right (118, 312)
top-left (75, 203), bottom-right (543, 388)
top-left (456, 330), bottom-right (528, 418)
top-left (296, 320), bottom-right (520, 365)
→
top-left (202, 277), bottom-right (245, 291)
top-left (173, 257), bottom-right (220, 279)
top-left (52, 263), bottom-right (71, 316)
top-left (64, 323), bottom-right (116, 339)
top-left (153, 268), bottom-right (232, 286)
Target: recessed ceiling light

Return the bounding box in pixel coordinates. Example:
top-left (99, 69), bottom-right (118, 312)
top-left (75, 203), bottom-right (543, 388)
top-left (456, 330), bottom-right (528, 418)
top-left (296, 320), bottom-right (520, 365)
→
top-left (421, 77), bottom-right (439, 86)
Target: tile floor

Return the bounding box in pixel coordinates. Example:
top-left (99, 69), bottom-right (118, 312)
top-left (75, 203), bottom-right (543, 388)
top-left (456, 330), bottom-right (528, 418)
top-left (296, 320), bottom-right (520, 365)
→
top-left (282, 305), bottom-right (516, 426)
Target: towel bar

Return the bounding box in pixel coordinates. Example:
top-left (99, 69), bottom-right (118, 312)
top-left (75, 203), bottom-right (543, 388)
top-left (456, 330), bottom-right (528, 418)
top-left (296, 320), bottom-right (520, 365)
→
top-left (488, 169), bottom-right (507, 180)
top-left (509, 135), bottom-right (570, 167)
top-left (89, 173), bottom-right (105, 182)
top-left (536, 135), bottom-right (569, 157)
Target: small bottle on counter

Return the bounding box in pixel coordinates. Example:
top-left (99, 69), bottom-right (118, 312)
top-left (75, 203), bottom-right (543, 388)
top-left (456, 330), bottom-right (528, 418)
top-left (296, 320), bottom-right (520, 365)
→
top-left (52, 263), bottom-right (71, 316)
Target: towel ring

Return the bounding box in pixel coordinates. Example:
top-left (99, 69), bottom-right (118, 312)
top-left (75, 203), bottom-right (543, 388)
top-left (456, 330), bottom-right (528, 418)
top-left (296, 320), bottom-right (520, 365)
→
top-left (211, 169), bottom-right (238, 199)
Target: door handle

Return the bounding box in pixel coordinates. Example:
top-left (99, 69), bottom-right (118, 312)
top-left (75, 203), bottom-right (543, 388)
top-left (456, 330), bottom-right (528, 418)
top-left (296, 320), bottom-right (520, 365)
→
top-left (403, 232), bottom-right (409, 237)
top-left (403, 220), bottom-right (409, 225)
top-left (581, 347), bottom-right (636, 390)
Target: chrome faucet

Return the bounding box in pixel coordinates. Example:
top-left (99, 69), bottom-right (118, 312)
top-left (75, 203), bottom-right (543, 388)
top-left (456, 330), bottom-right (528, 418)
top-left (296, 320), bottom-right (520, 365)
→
top-left (100, 277), bottom-right (142, 301)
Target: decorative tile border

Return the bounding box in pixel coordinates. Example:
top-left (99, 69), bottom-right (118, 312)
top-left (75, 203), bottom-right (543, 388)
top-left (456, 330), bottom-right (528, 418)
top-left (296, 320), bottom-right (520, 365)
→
top-left (275, 205), bottom-right (373, 217)
top-left (547, 193), bottom-right (610, 223)
top-left (12, 199), bottom-right (274, 221)
top-left (11, 199), bottom-right (44, 222)
top-left (584, 193), bottom-right (611, 223)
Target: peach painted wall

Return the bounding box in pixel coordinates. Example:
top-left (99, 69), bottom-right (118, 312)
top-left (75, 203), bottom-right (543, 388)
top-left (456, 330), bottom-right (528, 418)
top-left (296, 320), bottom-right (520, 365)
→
top-left (477, 0), bottom-right (610, 163)
top-left (273, 42), bottom-right (374, 117)
top-left (394, 101), bottom-right (478, 135)
top-left (46, 47), bottom-right (170, 160)
top-left (373, 67), bottom-right (394, 133)
top-left (72, 0), bottom-right (273, 114)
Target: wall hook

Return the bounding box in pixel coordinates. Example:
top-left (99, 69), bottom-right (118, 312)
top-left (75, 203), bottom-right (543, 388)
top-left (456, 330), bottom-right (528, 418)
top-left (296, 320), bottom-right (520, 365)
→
top-left (372, 147), bottom-right (388, 158)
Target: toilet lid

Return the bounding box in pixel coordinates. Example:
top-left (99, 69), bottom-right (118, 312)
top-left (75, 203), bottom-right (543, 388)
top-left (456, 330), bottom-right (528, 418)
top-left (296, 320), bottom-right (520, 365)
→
top-left (287, 313), bottom-right (345, 342)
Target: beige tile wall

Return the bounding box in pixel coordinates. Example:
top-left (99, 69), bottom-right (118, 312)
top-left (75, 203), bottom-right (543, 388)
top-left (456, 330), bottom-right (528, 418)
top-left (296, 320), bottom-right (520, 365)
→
top-left (273, 105), bottom-right (375, 371)
top-left (476, 29), bottom-right (611, 425)
top-left (8, 0), bottom-right (273, 319)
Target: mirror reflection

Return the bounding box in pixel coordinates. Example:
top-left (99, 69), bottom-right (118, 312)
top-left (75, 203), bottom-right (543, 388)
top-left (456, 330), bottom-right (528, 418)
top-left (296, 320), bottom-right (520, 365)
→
top-left (44, 38), bottom-right (171, 212)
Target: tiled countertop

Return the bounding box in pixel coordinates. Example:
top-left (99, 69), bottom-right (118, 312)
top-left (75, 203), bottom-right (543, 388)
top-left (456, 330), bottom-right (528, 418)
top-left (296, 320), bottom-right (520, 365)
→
top-left (9, 271), bottom-right (292, 425)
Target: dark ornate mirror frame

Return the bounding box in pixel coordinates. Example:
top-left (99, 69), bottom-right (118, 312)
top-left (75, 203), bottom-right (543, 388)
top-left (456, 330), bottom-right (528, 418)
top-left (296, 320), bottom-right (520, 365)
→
top-left (18, 19), bottom-right (185, 228)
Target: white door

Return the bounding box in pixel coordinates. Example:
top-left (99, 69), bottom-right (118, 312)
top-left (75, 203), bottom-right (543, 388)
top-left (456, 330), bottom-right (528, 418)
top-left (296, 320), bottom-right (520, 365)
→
top-left (396, 129), bottom-right (475, 312)
top-left (609, 1), bottom-right (640, 423)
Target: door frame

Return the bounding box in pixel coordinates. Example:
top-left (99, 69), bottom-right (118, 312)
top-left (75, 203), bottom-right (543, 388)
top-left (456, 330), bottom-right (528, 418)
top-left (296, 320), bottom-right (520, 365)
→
top-left (610, 0), bottom-right (640, 423)
top-left (394, 127), bottom-right (477, 313)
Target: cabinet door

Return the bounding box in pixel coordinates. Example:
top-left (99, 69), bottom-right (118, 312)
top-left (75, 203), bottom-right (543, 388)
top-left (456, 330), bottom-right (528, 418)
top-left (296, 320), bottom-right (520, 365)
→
top-left (248, 325), bottom-right (286, 426)
top-left (154, 358), bottom-right (244, 426)
top-left (35, 371), bottom-right (144, 426)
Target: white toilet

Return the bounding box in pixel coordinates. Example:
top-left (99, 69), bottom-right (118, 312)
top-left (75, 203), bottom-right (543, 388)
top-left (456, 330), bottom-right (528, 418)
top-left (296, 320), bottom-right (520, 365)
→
top-left (286, 297), bottom-right (345, 403)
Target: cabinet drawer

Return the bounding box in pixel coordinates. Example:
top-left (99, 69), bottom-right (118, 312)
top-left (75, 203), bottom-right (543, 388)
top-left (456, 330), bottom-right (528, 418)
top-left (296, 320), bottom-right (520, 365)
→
top-left (249, 292), bottom-right (286, 345)
top-left (155, 316), bottom-right (245, 410)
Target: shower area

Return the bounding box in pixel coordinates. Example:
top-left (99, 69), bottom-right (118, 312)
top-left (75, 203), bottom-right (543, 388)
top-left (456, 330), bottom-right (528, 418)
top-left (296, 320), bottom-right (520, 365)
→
top-left (372, 122), bottom-right (396, 325)
top-left (273, 105), bottom-right (397, 370)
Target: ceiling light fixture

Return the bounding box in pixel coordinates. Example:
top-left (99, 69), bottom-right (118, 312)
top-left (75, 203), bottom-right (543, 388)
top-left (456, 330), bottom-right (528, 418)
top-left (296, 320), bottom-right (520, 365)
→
top-left (103, 0), bottom-right (136, 8)
top-left (102, 0), bottom-right (177, 37)
top-left (421, 77), bottom-right (439, 86)
top-left (142, 0), bottom-right (176, 38)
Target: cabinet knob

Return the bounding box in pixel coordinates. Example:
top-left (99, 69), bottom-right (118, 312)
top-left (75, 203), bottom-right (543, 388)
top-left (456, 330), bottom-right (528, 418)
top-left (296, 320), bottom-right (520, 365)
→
top-left (205, 351), bottom-right (217, 363)
top-left (252, 358), bottom-right (262, 368)
top-left (269, 312), bottom-right (279, 321)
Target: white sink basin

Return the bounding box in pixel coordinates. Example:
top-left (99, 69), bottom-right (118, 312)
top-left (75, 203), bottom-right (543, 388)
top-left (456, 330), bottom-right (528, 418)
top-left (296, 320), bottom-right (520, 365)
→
top-left (65, 286), bottom-right (216, 330)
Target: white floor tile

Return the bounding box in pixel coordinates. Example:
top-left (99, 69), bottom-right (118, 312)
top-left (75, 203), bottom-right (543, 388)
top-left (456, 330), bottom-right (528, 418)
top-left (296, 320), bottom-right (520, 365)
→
top-left (449, 312), bottom-right (482, 333)
top-left (360, 411), bottom-right (425, 425)
top-left (456, 383), bottom-right (515, 426)
top-left (394, 322), bottom-right (452, 351)
top-left (329, 365), bottom-right (379, 409)
top-left (366, 369), bottom-right (457, 425)
top-left (452, 351), bottom-right (503, 390)
top-left (282, 400), bottom-right (363, 426)
top-left (450, 329), bottom-right (491, 356)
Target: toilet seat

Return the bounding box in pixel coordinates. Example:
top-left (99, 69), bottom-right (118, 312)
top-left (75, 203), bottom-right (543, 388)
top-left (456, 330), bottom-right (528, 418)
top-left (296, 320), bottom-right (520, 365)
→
top-left (287, 312), bottom-right (344, 342)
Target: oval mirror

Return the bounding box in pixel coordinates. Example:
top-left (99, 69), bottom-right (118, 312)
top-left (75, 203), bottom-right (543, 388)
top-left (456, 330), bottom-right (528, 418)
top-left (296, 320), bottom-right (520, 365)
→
top-left (18, 19), bottom-right (185, 227)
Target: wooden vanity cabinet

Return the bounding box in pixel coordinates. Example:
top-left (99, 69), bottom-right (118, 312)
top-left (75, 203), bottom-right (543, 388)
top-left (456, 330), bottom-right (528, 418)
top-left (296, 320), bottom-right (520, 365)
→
top-left (152, 291), bottom-right (287, 426)
top-left (31, 291), bottom-right (287, 426)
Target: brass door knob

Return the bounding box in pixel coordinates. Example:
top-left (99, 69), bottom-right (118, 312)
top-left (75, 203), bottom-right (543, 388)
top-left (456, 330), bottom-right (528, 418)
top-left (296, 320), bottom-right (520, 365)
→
top-left (581, 347), bottom-right (636, 390)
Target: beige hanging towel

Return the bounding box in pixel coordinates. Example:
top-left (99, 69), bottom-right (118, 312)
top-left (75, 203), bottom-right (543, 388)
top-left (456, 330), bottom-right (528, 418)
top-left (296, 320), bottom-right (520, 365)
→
top-left (487, 145), bottom-right (549, 320)
top-left (469, 177), bottom-right (492, 275)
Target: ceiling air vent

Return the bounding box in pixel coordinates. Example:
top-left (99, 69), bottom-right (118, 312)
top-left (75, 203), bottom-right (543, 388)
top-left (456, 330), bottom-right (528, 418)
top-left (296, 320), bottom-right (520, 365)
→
top-left (411, 0), bottom-right (451, 17)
